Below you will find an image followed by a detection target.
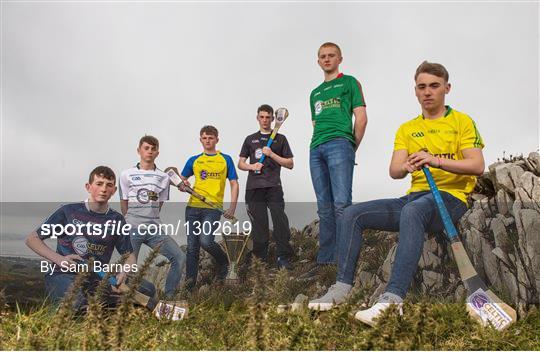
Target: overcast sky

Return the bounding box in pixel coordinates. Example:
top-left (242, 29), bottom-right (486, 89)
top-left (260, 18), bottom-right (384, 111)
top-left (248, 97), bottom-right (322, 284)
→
top-left (2, 2), bottom-right (539, 207)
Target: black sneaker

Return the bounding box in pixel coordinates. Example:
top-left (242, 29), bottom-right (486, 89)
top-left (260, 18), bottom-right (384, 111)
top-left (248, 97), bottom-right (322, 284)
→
top-left (277, 256), bottom-right (293, 271)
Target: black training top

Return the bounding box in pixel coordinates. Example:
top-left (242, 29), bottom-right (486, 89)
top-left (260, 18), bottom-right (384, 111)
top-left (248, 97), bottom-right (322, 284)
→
top-left (239, 131), bottom-right (293, 190)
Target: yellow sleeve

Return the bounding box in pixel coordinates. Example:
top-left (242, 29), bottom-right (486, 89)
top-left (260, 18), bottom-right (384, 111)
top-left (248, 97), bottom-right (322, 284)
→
top-left (393, 124), bottom-right (408, 151)
top-left (460, 115), bottom-right (485, 150)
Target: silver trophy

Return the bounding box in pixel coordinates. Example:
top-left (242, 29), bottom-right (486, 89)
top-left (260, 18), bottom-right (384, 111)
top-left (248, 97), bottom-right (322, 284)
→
top-left (220, 232), bottom-right (251, 285)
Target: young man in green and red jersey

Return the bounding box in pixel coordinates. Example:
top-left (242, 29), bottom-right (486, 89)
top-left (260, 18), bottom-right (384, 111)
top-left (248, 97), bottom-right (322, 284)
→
top-left (309, 42), bottom-right (368, 268)
top-left (309, 61), bottom-right (485, 327)
top-left (179, 125), bottom-right (239, 290)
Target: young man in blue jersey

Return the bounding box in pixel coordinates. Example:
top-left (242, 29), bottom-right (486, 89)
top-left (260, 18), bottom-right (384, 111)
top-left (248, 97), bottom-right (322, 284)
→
top-left (179, 125), bottom-right (239, 290)
top-left (119, 135), bottom-right (186, 299)
top-left (25, 166), bottom-right (155, 310)
top-left (308, 42), bottom-right (368, 273)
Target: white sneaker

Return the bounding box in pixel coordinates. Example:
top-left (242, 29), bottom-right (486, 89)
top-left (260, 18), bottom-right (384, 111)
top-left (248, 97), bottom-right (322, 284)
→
top-left (308, 282), bottom-right (352, 311)
top-left (354, 292), bottom-right (403, 326)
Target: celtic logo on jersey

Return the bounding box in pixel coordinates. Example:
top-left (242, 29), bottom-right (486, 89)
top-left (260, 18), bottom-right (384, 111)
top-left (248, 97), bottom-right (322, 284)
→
top-left (315, 98), bottom-right (341, 115)
top-left (136, 188), bottom-right (158, 204)
top-left (200, 170), bottom-right (221, 180)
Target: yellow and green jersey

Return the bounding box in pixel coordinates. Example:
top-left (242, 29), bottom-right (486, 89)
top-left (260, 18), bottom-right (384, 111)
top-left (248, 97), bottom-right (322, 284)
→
top-left (181, 151), bottom-right (238, 208)
top-left (310, 73), bottom-right (366, 149)
top-left (394, 106), bottom-right (484, 204)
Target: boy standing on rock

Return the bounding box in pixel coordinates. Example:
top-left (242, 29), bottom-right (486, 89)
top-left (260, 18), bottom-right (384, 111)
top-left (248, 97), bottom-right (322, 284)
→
top-left (119, 135), bottom-right (186, 299)
top-left (179, 125), bottom-right (239, 290)
top-left (309, 42), bottom-right (368, 269)
top-left (238, 104), bottom-right (295, 270)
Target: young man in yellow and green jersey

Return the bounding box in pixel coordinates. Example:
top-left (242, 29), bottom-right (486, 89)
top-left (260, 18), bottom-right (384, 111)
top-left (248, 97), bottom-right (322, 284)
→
top-left (180, 125), bottom-right (239, 289)
top-left (394, 105), bottom-right (484, 204)
top-left (309, 42), bottom-right (368, 267)
top-left (309, 61), bottom-right (485, 327)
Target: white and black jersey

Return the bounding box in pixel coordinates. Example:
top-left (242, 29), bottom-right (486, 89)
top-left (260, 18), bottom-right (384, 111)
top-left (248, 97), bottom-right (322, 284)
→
top-left (119, 163), bottom-right (170, 227)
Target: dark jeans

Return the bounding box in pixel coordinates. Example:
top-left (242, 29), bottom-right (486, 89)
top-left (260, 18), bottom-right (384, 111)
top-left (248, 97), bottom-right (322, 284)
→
top-left (185, 206), bottom-right (228, 283)
top-left (45, 272), bottom-right (156, 311)
top-left (309, 138), bottom-right (355, 264)
top-left (336, 191), bottom-right (468, 298)
top-left (245, 185), bottom-right (294, 261)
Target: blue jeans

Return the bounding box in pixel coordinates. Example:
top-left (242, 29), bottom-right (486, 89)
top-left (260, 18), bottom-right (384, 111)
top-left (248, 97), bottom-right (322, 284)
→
top-left (310, 138), bottom-right (355, 264)
top-left (131, 226), bottom-right (186, 298)
top-left (185, 206), bottom-right (228, 283)
top-left (336, 191), bottom-right (467, 298)
top-left (45, 272), bottom-right (156, 311)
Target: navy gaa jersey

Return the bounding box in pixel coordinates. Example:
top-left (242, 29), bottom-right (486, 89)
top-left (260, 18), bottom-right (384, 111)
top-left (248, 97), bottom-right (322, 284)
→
top-left (36, 201), bottom-right (132, 269)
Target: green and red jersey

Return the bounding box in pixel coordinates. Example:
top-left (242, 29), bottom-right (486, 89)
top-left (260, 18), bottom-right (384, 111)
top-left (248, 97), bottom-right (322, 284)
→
top-left (309, 73), bottom-right (366, 149)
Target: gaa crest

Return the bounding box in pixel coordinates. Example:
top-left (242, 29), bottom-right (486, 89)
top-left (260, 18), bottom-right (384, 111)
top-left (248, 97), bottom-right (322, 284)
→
top-left (136, 188), bottom-right (158, 204)
top-left (72, 236), bottom-right (88, 256)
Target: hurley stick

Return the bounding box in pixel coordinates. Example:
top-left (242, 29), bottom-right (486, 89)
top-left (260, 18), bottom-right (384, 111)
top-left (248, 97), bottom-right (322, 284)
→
top-left (422, 166), bottom-right (517, 330)
top-left (254, 107), bottom-right (289, 174)
top-left (165, 166), bottom-right (238, 223)
top-left (94, 269), bottom-right (188, 321)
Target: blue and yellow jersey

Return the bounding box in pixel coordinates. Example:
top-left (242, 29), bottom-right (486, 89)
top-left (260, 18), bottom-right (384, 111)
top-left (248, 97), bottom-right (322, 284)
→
top-left (394, 106), bottom-right (484, 204)
top-left (181, 151), bottom-right (238, 208)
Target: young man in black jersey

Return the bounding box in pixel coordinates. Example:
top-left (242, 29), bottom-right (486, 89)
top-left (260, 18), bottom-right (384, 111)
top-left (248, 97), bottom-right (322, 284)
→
top-left (238, 104), bottom-right (295, 269)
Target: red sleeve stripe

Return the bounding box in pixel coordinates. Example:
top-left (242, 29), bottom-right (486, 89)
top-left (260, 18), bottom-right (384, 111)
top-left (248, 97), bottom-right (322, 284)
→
top-left (355, 79), bottom-right (366, 105)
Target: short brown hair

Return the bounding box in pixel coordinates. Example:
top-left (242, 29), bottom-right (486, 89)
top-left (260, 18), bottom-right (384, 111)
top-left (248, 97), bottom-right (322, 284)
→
top-left (88, 166), bottom-right (116, 184)
top-left (257, 104), bottom-right (274, 116)
top-left (138, 135), bottom-right (159, 148)
top-left (318, 42), bottom-right (342, 57)
top-left (200, 125), bottom-right (218, 137)
top-left (415, 61), bottom-right (449, 82)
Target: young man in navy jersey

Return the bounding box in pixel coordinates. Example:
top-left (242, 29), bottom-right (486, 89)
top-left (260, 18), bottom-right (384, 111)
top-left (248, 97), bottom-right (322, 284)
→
top-left (26, 166), bottom-right (155, 310)
top-left (119, 135), bottom-right (186, 299)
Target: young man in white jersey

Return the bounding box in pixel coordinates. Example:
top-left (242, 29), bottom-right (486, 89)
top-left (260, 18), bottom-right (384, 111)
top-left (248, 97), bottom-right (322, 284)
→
top-left (119, 135), bottom-right (186, 299)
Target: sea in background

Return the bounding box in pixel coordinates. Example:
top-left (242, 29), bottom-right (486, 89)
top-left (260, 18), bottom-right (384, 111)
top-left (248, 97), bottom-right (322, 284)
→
top-left (1, 202), bottom-right (318, 260)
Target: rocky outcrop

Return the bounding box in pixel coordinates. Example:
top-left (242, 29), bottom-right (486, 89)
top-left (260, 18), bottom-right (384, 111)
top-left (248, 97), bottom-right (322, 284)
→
top-left (458, 152), bottom-right (540, 314)
top-left (300, 152), bottom-right (540, 315)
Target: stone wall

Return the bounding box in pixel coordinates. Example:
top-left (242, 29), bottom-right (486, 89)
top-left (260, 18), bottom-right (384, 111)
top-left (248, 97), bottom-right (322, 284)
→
top-left (459, 152), bottom-right (540, 314)
top-left (351, 152), bottom-right (540, 315)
